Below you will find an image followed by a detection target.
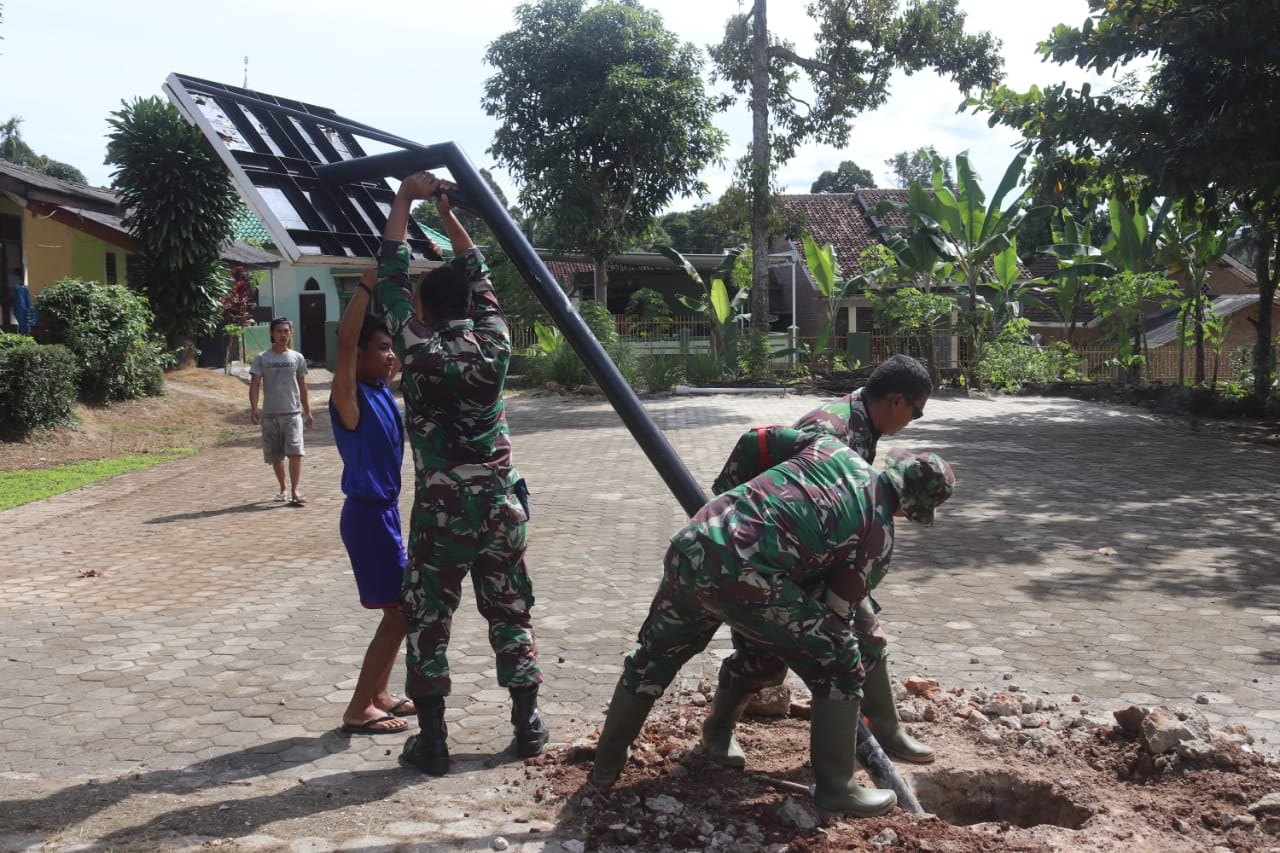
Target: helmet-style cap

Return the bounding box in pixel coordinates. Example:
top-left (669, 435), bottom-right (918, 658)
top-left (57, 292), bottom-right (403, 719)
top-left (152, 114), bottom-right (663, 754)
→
top-left (882, 448), bottom-right (955, 525)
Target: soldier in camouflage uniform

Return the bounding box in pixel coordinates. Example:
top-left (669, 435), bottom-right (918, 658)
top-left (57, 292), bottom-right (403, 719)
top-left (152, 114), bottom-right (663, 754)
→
top-left (375, 173), bottom-right (547, 776)
top-left (709, 353), bottom-right (938, 764)
top-left (591, 436), bottom-right (954, 817)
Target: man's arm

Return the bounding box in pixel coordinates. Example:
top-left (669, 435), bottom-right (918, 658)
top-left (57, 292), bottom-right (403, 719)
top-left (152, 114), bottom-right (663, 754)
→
top-left (375, 173), bottom-right (436, 339)
top-left (249, 374), bottom-right (262, 425)
top-left (331, 267), bottom-right (376, 431)
top-left (298, 374), bottom-right (313, 429)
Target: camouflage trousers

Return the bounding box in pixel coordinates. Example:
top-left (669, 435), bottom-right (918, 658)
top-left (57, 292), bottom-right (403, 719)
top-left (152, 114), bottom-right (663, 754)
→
top-left (401, 488), bottom-right (541, 698)
top-left (621, 542), bottom-right (865, 701)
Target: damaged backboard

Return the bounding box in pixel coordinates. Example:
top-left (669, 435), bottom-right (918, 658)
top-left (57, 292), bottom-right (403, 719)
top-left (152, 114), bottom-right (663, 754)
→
top-left (164, 73), bottom-right (444, 267)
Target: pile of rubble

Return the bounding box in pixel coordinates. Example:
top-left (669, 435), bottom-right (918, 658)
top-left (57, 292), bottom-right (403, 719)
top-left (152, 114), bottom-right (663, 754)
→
top-left (532, 677), bottom-right (1280, 853)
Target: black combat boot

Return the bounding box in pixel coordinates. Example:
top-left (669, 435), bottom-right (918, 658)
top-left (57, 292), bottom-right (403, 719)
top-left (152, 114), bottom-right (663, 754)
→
top-left (511, 683), bottom-right (550, 758)
top-left (400, 696), bottom-right (449, 775)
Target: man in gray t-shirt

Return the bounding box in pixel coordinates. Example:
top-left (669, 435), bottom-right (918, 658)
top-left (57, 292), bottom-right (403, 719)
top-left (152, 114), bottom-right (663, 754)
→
top-left (249, 317), bottom-right (313, 504)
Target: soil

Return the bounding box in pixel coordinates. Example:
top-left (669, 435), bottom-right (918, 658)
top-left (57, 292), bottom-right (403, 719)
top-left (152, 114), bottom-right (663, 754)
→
top-left (530, 679), bottom-right (1280, 852)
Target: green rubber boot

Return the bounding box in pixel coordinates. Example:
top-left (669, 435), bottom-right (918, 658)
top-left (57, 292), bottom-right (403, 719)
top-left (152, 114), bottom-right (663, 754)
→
top-left (809, 697), bottom-right (897, 817)
top-left (701, 686), bottom-right (755, 768)
top-left (860, 662), bottom-right (935, 764)
top-left (590, 680), bottom-right (656, 789)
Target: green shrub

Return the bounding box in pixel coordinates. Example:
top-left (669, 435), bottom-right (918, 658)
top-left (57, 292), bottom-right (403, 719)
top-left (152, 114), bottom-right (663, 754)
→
top-left (637, 354), bottom-right (684, 393)
top-left (34, 278), bottom-right (169, 403)
top-left (0, 334), bottom-right (78, 440)
top-left (977, 319), bottom-right (1075, 390)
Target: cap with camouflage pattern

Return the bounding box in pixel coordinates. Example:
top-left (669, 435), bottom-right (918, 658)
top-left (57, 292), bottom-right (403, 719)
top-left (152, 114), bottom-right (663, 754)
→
top-left (881, 448), bottom-right (955, 525)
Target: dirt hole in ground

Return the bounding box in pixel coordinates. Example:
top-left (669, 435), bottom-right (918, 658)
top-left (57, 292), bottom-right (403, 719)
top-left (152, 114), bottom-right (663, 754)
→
top-left (911, 768), bottom-right (1094, 829)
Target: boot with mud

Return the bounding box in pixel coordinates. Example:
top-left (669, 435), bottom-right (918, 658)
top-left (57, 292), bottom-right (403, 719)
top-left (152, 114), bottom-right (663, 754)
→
top-left (510, 683), bottom-right (550, 758)
top-left (701, 685), bottom-right (755, 768)
top-left (860, 660), bottom-right (935, 764)
top-left (399, 696), bottom-right (450, 775)
top-left (809, 696), bottom-right (897, 817)
top-left (590, 679), bottom-right (656, 789)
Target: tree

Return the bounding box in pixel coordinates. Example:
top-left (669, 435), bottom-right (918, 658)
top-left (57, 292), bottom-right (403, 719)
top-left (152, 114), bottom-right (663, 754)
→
top-left (0, 116), bottom-right (88, 185)
top-left (483, 0), bottom-right (726, 311)
top-left (655, 186), bottom-right (753, 253)
top-left (977, 0), bottom-right (1280, 400)
top-left (708, 0), bottom-right (1002, 331)
top-left (105, 97), bottom-right (240, 355)
top-left (884, 146), bottom-right (950, 189)
top-left (811, 159), bottom-right (876, 193)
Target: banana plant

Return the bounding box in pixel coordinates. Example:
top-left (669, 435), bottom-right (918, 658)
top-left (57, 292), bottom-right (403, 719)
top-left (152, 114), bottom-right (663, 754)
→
top-left (658, 244), bottom-right (748, 377)
top-left (802, 235), bottom-right (858, 369)
top-left (1033, 208), bottom-right (1113, 346)
top-left (872, 150), bottom-right (1035, 384)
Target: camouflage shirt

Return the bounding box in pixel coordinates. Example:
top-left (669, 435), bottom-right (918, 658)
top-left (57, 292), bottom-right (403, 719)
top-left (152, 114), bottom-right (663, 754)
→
top-left (675, 432), bottom-right (895, 621)
top-left (711, 388), bottom-right (878, 494)
top-left (376, 241), bottom-right (519, 493)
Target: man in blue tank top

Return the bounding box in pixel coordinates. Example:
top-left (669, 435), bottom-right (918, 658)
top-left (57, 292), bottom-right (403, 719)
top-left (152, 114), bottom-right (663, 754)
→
top-left (329, 268), bottom-right (414, 735)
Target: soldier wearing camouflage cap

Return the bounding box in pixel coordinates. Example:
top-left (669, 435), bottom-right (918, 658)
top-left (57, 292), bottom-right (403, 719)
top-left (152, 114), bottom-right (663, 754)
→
top-left (708, 355), bottom-right (943, 766)
top-left (591, 433), bottom-right (954, 818)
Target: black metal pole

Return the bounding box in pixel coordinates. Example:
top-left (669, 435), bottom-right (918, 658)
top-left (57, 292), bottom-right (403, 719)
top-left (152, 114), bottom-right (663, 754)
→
top-left (317, 143), bottom-right (707, 517)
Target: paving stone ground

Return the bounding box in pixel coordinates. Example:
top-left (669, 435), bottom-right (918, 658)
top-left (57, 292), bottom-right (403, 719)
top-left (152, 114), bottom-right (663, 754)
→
top-left (3, 389), bottom-right (1279, 851)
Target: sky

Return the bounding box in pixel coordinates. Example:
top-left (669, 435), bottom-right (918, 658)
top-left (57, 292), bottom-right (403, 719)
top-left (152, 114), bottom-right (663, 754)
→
top-left (1, 0), bottom-right (1110, 212)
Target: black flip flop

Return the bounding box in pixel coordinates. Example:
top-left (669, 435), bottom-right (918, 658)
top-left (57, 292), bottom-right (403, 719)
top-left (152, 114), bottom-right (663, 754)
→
top-left (388, 697), bottom-right (416, 717)
top-left (340, 714), bottom-right (406, 735)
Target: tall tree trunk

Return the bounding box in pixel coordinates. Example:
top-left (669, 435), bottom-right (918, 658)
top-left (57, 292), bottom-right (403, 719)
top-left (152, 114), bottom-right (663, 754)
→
top-left (593, 256), bottom-right (610, 315)
top-left (1253, 221), bottom-right (1277, 400)
top-left (749, 0), bottom-right (771, 333)
top-left (1193, 289), bottom-right (1206, 386)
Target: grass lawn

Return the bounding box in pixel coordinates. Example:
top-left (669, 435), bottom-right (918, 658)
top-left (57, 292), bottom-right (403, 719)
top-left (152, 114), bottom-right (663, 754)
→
top-left (0, 449), bottom-right (197, 511)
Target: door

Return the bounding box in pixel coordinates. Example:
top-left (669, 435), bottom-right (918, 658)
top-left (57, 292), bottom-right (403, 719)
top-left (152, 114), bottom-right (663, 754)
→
top-left (299, 292), bottom-right (327, 364)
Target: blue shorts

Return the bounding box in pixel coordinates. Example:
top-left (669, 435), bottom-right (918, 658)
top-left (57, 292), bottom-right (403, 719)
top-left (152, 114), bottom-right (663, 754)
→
top-left (340, 498), bottom-right (407, 609)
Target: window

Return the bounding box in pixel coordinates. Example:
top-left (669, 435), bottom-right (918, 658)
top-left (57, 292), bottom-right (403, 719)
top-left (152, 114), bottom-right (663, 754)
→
top-left (105, 253), bottom-right (118, 284)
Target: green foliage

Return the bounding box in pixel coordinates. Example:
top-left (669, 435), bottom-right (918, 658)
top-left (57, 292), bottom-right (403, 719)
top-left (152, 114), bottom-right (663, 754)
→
top-left (976, 318), bottom-right (1077, 390)
top-left (636, 355), bottom-right (685, 393)
top-left (884, 147), bottom-right (950, 189)
top-left (660, 244), bottom-right (749, 379)
top-left (522, 302), bottom-right (639, 390)
top-left (105, 97), bottom-right (240, 342)
top-left (34, 278), bottom-right (169, 403)
top-left (0, 334), bottom-right (78, 440)
top-left (483, 0), bottom-right (726, 301)
top-left (624, 288), bottom-right (674, 339)
top-left (0, 116), bottom-right (88, 184)
top-left (811, 160), bottom-right (876, 193)
top-left (975, 0), bottom-right (1280, 398)
top-left (708, 0), bottom-right (1002, 329)
top-left (1086, 270), bottom-right (1180, 380)
top-left (738, 328), bottom-right (774, 380)
top-left (0, 450), bottom-right (196, 512)
top-left (873, 149), bottom-right (1034, 383)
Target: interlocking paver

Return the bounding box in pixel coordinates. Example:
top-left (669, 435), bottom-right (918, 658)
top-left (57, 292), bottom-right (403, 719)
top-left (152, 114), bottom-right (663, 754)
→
top-left (2, 391), bottom-right (1279, 849)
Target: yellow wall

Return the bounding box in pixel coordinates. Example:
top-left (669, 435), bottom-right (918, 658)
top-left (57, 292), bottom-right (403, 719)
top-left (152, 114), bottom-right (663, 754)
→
top-left (21, 209), bottom-right (126, 296)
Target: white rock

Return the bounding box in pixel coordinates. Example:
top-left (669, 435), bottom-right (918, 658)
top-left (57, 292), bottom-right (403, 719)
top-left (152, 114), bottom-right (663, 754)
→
top-left (646, 794), bottom-right (684, 815)
top-left (491, 838), bottom-right (510, 851)
top-left (776, 798), bottom-right (819, 830)
top-left (1247, 792), bottom-right (1280, 814)
top-left (1142, 708), bottom-right (1199, 754)
top-left (560, 841), bottom-right (586, 853)
top-left (978, 725), bottom-right (1004, 745)
top-left (872, 828), bottom-right (899, 848)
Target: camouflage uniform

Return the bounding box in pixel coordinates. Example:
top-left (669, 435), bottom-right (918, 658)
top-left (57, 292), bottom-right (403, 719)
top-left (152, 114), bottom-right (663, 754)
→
top-left (711, 388), bottom-right (897, 673)
top-left (711, 388), bottom-right (877, 494)
top-left (377, 241), bottom-right (540, 698)
top-left (624, 433), bottom-right (909, 701)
